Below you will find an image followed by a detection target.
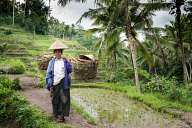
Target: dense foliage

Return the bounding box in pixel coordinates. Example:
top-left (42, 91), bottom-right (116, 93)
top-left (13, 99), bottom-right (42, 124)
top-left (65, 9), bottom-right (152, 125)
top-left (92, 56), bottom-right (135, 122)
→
top-left (48, 16), bottom-right (97, 49)
top-left (0, 0), bottom-right (49, 34)
top-left (67, 0), bottom-right (192, 85)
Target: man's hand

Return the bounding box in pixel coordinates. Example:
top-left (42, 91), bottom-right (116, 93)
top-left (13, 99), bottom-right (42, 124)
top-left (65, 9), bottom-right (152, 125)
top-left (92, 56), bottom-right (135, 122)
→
top-left (50, 86), bottom-right (53, 92)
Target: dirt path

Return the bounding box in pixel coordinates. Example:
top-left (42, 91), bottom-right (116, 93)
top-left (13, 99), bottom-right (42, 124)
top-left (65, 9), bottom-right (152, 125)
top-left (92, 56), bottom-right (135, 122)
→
top-left (12, 75), bottom-right (97, 128)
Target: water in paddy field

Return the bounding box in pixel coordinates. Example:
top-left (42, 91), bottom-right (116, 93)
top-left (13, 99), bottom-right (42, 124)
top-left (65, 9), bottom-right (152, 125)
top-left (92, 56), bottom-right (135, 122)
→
top-left (71, 88), bottom-right (190, 128)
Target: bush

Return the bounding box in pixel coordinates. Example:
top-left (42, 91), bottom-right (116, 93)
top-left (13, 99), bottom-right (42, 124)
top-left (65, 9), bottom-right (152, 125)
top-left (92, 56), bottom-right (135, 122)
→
top-left (166, 86), bottom-right (182, 101)
top-left (0, 77), bottom-right (20, 121)
top-left (0, 59), bottom-right (25, 74)
top-left (0, 76), bottom-right (21, 90)
top-left (3, 29), bottom-right (13, 35)
top-left (165, 84), bottom-right (192, 105)
top-left (138, 69), bottom-right (151, 82)
top-left (0, 76), bottom-right (13, 88)
top-left (105, 66), bottom-right (150, 83)
top-left (0, 43), bottom-right (7, 53)
top-left (0, 16), bottom-right (12, 25)
top-left (142, 75), bottom-right (178, 95)
top-left (179, 84), bottom-right (192, 105)
top-left (142, 76), bottom-right (192, 105)
top-left (9, 60), bottom-right (25, 74)
top-left (0, 88), bottom-right (15, 121)
top-left (12, 78), bottom-right (21, 90)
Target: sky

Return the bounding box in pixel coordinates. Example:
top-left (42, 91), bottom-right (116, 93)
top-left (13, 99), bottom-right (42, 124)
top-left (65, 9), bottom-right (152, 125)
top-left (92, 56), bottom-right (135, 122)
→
top-left (16, 0), bottom-right (174, 29)
top-left (48, 0), bottom-right (174, 29)
top-left (16, 0), bottom-right (174, 41)
top-left (48, 0), bottom-right (96, 29)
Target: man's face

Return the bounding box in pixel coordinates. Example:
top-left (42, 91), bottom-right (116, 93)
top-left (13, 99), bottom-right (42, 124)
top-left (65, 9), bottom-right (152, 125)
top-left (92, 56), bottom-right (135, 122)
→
top-left (54, 49), bottom-right (62, 59)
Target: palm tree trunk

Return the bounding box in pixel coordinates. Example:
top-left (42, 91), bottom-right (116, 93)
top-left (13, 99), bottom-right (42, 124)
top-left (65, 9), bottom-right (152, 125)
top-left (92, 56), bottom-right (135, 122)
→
top-left (114, 51), bottom-right (117, 69)
top-left (149, 65), bottom-right (157, 74)
top-left (180, 43), bottom-right (188, 83)
top-left (24, 0), bottom-right (27, 17)
top-left (153, 29), bottom-right (166, 67)
top-left (176, 0), bottom-right (189, 83)
top-left (157, 41), bottom-right (166, 66)
top-left (48, 0), bottom-right (51, 17)
top-left (33, 26), bottom-right (36, 39)
top-left (12, 0), bottom-right (15, 26)
top-left (125, 0), bottom-right (139, 89)
top-left (189, 63), bottom-right (192, 82)
top-left (127, 31), bottom-right (140, 89)
top-left (49, 0), bottom-right (51, 9)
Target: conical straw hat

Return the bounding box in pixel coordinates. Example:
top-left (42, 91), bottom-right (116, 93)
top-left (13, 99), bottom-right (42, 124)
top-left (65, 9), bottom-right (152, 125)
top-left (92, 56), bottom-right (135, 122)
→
top-left (49, 40), bottom-right (68, 50)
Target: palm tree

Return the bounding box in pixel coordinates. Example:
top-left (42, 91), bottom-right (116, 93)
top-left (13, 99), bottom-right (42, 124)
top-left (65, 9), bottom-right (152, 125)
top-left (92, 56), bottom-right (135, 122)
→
top-left (58, 0), bottom-right (87, 6)
top-left (48, 0), bottom-right (51, 18)
top-left (70, 24), bottom-right (76, 39)
top-left (169, 0), bottom-right (187, 83)
top-left (0, 0), bottom-right (12, 16)
top-left (77, 0), bottom-right (167, 89)
top-left (145, 0), bottom-right (191, 83)
top-left (58, 0), bottom-right (170, 89)
top-left (144, 27), bottom-right (167, 68)
top-left (93, 27), bottom-right (130, 82)
top-left (141, 0), bottom-right (192, 82)
top-left (165, 15), bottom-right (192, 82)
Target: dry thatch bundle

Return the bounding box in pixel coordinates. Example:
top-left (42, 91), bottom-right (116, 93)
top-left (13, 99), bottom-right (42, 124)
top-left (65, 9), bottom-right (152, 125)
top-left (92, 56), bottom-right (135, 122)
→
top-left (37, 54), bottom-right (52, 70)
top-left (72, 55), bottom-right (98, 80)
top-left (37, 54), bottom-right (98, 80)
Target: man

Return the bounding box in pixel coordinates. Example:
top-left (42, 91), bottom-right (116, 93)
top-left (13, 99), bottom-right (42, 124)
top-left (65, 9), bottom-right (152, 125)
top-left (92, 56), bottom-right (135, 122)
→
top-left (46, 40), bottom-right (72, 122)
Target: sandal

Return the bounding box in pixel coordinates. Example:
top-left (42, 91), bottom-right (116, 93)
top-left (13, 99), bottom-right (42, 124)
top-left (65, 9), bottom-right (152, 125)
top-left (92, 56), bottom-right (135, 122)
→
top-left (56, 115), bottom-right (64, 122)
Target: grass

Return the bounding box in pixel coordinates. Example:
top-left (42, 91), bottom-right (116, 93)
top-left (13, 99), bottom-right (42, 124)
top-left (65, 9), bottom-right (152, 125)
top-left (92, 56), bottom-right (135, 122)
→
top-left (0, 24), bottom-right (95, 90)
top-left (72, 82), bottom-right (192, 116)
top-left (0, 24), bottom-right (92, 78)
top-left (0, 59), bottom-right (25, 74)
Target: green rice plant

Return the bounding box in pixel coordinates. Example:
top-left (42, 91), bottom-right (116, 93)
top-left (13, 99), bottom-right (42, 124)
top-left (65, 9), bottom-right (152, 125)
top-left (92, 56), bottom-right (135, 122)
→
top-left (71, 100), bottom-right (96, 125)
top-left (72, 82), bottom-right (192, 113)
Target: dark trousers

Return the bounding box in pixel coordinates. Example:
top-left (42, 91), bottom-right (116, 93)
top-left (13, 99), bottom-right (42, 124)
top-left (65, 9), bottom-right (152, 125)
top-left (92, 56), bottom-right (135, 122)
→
top-left (51, 80), bottom-right (70, 117)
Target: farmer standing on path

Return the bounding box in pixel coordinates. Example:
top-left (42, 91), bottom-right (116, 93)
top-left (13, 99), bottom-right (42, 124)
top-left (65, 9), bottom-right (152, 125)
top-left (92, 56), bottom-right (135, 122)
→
top-left (46, 40), bottom-right (72, 122)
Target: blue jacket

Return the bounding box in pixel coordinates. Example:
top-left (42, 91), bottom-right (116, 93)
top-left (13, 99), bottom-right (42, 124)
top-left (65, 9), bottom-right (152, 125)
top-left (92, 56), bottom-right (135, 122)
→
top-left (45, 58), bottom-right (72, 91)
